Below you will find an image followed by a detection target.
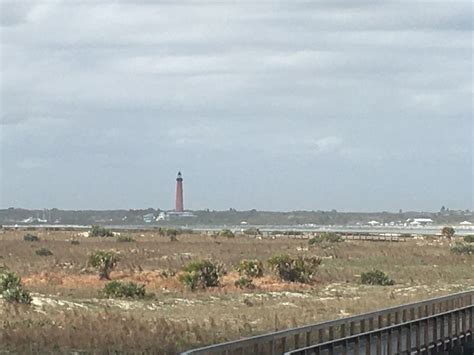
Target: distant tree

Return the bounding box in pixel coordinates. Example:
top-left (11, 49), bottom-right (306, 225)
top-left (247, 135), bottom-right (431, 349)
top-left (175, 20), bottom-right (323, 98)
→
top-left (441, 226), bottom-right (455, 239)
top-left (440, 206), bottom-right (446, 213)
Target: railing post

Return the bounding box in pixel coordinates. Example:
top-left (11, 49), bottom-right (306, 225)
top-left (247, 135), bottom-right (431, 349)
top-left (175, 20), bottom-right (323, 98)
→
top-left (387, 328), bottom-right (392, 355)
top-left (424, 318), bottom-right (429, 351)
top-left (415, 321), bottom-right (420, 351)
top-left (406, 323), bottom-right (412, 352)
top-left (365, 334), bottom-right (371, 355)
top-left (376, 331), bottom-right (382, 355)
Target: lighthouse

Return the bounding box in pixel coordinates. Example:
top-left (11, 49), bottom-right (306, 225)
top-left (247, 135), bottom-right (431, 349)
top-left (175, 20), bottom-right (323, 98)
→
top-left (175, 171), bottom-right (184, 212)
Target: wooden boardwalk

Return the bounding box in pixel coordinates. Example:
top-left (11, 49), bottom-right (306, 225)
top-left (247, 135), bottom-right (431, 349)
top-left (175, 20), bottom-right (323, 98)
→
top-left (181, 290), bottom-right (474, 355)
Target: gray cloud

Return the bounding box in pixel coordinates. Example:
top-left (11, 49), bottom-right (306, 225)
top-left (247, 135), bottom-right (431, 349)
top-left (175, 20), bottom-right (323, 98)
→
top-left (0, 0), bottom-right (472, 211)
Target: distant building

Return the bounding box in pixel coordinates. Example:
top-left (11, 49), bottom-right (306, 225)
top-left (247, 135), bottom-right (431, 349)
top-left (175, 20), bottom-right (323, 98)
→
top-left (407, 218), bottom-right (433, 226)
top-left (143, 213), bottom-right (155, 223)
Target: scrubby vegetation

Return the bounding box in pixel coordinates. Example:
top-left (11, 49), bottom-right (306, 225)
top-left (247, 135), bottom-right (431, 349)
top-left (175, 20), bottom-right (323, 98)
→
top-left (35, 247), bottom-right (53, 256)
top-left (23, 233), bottom-right (39, 242)
top-left (463, 235), bottom-right (474, 243)
top-left (308, 232), bottom-right (342, 245)
top-left (441, 226), bottom-right (455, 239)
top-left (179, 260), bottom-right (225, 290)
top-left (361, 270), bottom-right (395, 286)
top-left (88, 251), bottom-right (119, 280)
top-left (101, 281), bottom-right (146, 299)
top-left (90, 225), bottom-right (114, 238)
top-left (219, 229), bottom-right (235, 238)
top-left (243, 228), bottom-right (262, 236)
top-left (116, 235), bottom-right (135, 243)
top-left (236, 259), bottom-right (264, 278)
top-left (267, 255), bottom-right (321, 283)
top-left (0, 269), bottom-right (32, 304)
top-left (450, 243), bottom-right (474, 255)
top-left (234, 277), bottom-right (255, 289)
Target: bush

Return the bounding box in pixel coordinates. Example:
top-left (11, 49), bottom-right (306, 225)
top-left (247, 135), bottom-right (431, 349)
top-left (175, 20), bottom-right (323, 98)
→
top-left (243, 228), bottom-right (262, 236)
top-left (0, 270), bottom-right (32, 304)
top-left (463, 235), bottom-right (474, 243)
top-left (169, 234), bottom-right (178, 242)
top-left (2, 286), bottom-right (32, 304)
top-left (309, 232), bottom-right (342, 245)
top-left (179, 260), bottom-right (225, 290)
top-left (0, 270), bottom-right (21, 291)
top-left (361, 270), bottom-right (395, 286)
top-left (90, 225), bottom-right (114, 238)
top-left (234, 277), bottom-right (255, 290)
top-left (441, 226), bottom-right (455, 238)
top-left (116, 235), bottom-right (135, 243)
top-left (450, 243), bottom-right (474, 255)
top-left (101, 281), bottom-right (146, 299)
top-left (267, 255), bottom-right (321, 283)
top-left (35, 248), bottom-right (53, 256)
top-left (219, 229), bottom-right (235, 238)
top-left (23, 233), bottom-right (39, 242)
top-left (89, 251), bottom-right (119, 280)
top-left (166, 228), bottom-right (178, 237)
top-left (71, 240), bottom-right (80, 245)
top-left (236, 260), bottom-right (264, 278)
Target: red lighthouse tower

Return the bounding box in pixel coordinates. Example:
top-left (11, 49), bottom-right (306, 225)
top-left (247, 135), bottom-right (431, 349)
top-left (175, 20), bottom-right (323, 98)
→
top-left (175, 171), bottom-right (184, 212)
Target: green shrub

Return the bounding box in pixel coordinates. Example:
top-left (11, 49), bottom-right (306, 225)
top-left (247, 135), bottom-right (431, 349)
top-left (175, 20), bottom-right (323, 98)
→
top-left (89, 251), bottom-right (119, 280)
top-left (35, 248), bottom-right (53, 256)
top-left (361, 270), bottom-right (395, 286)
top-left (2, 286), bottom-right (32, 304)
top-left (236, 260), bottom-right (264, 278)
top-left (243, 228), bottom-right (262, 236)
top-left (234, 277), bottom-right (255, 290)
top-left (166, 228), bottom-right (178, 237)
top-left (179, 260), bottom-right (225, 290)
top-left (309, 232), bottom-right (342, 245)
top-left (267, 255), bottom-right (321, 283)
top-left (0, 270), bottom-right (21, 291)
top-left (90, 225), bottom-right (114, 238)
top-left (116, 235), bottom-right (135, 243)
top-left (463, 235), bottom-right (474, 243)
top-left (23, 233), bottom-right (39, 242)
top-left (450, 243), bottom-right (474, 255)
top-left (101, 281), bottom-right (146, 299)
top-left (219, 229), bottom-right (235, 238)
top-left (0, 270), bottom-right (32, 304)
top-left (169, 234), bottom-right (178, 242)
top-left (441, 226), bottom-right (455, 238)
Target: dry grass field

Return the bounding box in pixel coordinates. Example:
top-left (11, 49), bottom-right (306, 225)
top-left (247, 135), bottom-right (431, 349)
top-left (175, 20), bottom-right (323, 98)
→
top-left (0, 228), bottom-right (472, 354)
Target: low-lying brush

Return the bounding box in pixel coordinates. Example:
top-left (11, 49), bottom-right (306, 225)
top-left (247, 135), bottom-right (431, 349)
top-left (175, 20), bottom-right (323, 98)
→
top-left (116, 235), bottom-right (135, 243)
top-left (219, 229), bottom-right (235, 238)
top-left (179, 260), bottom-right (225, 290)
top-left (463, 235), bottom-right (474, 243)
top-left (361, 270), bottom-right (395, 286)
top-left (236, 259), bottom-right (264, 278)
top-left (101, 281), bottom-right (146, 299)
top-left (267, 255), bottom-right (321, 283)
top-left (308, 232), bottom-right (342, 245)
top-left (90, 225), bottom-right (114, 238)
top-left (450, 243), bottom-right (474, 255)
top-left (234, 277), bottom-right (255, 290)
top-left (23, 233), bottom-right (39, 242)
top-left (35, 247), bottom-right (53, 256)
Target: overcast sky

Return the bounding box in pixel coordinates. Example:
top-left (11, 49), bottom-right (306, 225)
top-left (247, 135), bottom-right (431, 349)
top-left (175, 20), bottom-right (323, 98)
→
top-left (0, 0), bottom-right (472, 212)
